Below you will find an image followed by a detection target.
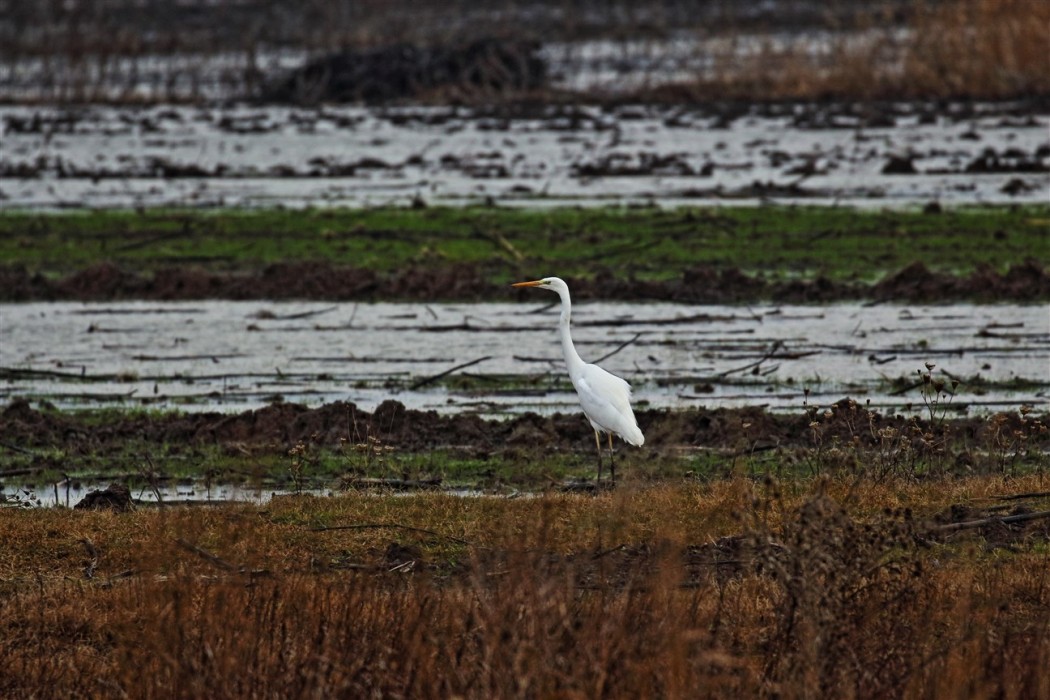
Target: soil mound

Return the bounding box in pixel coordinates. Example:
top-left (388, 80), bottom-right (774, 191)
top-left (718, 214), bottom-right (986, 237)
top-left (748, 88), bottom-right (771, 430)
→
top-left (872, 260), bottom-right (1050, 302)
top-left (264, 38), bottom-right (546, 105)
top-left (3, 399), bottom-right (1045, 457)
top-left (74, 483), bottom-right (134, 511)
top-left (3, 261), bottom-right (1047, 303)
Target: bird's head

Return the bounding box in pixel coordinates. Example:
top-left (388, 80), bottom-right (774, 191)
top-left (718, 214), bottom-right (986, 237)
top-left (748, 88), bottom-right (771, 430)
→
top-left (512, 277), bottom-right (567, 294)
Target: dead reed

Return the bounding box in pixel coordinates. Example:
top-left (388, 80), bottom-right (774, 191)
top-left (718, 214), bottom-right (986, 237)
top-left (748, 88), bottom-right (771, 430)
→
top-left (661, 0), bottom-right (1050, 102)
top-left (1, 477), bottom-right (1047, 698)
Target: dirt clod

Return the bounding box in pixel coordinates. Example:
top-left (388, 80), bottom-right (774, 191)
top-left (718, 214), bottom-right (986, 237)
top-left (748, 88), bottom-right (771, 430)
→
top-left (74, 483), bottom-right (134, 511)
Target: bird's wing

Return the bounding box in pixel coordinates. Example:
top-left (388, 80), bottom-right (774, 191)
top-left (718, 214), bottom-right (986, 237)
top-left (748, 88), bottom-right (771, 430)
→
top-left (583, 362), bottom-right (632, 410)
top-left (575, 363), bottom-right (644, 446)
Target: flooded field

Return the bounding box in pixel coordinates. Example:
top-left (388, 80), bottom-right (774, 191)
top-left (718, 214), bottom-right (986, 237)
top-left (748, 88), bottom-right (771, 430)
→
top-left (2, 103), bottom-right (1047, 210)
top-left (3, 300), bottom-right (1047, 417)
top-left (1, 479), bottom-right (296, 509)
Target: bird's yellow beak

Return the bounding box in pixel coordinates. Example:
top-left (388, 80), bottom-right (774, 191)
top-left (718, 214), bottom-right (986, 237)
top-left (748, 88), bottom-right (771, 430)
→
top-left (511, 280), bottom-right (544, 287)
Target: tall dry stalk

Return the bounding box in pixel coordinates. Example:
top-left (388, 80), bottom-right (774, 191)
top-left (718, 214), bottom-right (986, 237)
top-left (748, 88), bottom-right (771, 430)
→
top-left (902, 0), bottom-right (1050, 99)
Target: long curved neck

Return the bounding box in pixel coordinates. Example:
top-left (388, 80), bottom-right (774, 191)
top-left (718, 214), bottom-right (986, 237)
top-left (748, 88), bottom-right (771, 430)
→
top-left (556, 286), bottom-right (585, 375)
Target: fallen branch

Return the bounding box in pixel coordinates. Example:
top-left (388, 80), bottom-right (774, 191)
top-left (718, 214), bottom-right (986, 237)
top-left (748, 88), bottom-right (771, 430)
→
top-left (527, 301), bottom-right (559, 315)
top-left (0, 466), bottom-right (41, 478)
top-left (0, 442), bottom-right (36, 457)
top-left (932, 510), bottom-right (1050, 534)
top-left (576, 239), bottom-right (658, 263)
top-left (477, 230), bottom-right (525, 262)
top-left (0, 366), bottom-right (94, 379)
top-left (102, 569), bottom-right (138, 587)
top-left (174, 537), bottom-right (236, 571)
top-left (311, 522), bottom-right (471, 545)
top-left (718, 340), bottom-right (784, 377)
top-left (131, 353), bottom-right (243, 362)
top-left (594, 332), bottom-right (643, 364)
top-left (253, 306), bottom-right (337, 321)
top-left (992, 491), bottom-right (1050, 501)
top-left (409, 355), bottom-right (491, 390)
top-left (114, 229), bottom-right (188, 253)
top-left (134, 499), bottom-right (239, 508)
top-left (344, 477), bottom-right (442, 490)
top-left (768, 350), bottom-right (822, 360)
top-left (557, 480), bottom-right (613, 494)
top-left (591, 543), bottom-right (626, 560)
top-left (579, 312), bottom-right (743, 328)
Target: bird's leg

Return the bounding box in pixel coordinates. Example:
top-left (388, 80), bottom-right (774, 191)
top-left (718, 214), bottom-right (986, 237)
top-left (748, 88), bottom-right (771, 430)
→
top-left (608, 433), bottom-right (616, 485)
top-left (594, 430), bottom-right (603, 486)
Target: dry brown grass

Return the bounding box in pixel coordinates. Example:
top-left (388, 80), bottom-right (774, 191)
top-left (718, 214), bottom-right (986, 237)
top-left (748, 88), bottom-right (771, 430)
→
top-left (901, 0), bottom-right (1050, 99)
top-left (1, 475), bottom-right (1048, 698)
top-left (665, 0), bottom-right (1050, 101)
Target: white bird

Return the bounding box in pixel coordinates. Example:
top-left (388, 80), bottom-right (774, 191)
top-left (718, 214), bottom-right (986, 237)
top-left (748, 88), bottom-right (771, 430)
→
top-left (512, 277), bottom-right (644, 484)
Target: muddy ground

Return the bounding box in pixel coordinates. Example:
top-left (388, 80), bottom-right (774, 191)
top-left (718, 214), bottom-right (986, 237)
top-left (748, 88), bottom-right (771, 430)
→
top-left (4, 396), bottom-right (1046, 461)
top-left (3, 259), bottom-right (1049, 304)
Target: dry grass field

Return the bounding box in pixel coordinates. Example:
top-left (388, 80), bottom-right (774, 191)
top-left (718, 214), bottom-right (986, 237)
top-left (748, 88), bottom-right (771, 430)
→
top-left (1, 474), bottom-right (1048, 698)
top-left (663, 0), bottom-right (1050, 101)
top-left (2, 1), bottom-right (1048, 695)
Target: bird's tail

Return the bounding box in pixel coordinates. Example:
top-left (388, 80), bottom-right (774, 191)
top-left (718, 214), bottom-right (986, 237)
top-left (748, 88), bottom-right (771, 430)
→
top-left (622, 423), bottom-right (644, 447)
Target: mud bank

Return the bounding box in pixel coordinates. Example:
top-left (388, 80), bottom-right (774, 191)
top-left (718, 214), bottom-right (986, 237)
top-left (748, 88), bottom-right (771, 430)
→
top-left (3, 260), bottom-right (1048, 304)
top-left (3, 398), bottom-right (1045, 458)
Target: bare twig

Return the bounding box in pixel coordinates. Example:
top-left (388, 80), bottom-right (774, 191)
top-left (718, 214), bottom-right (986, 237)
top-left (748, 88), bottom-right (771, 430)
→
top-left (251, 306), bottom-right (337, 321)
top-left (0, 442), bottom-right (36, 456)
top-left (477, 230), bottom-right (524, 261)
top-left (0, 467), bottom-right (43, 477)
top-left (527, 301), bottom-right (559, 315)
top-left (579, 312), bottom-right (742, 328)
top-left (81, 538), bottom-right (99, 580)
top-left (992, 491), bottom-right (1050, 501)
top-left (174, 537), bottom-right (236, 571)
top-left (718, 341), bottom-right (785, 377)
top-left (113, 230), bottom-right (188, 253)
top-left (889, 381), bottom-right (922, 397)
top-left (344, 477), bottom-right (443, 490)
top-left (576, 239), bottom-right (658, 263)
top-left (140, 453), bottom-right (164, 506)
top-left (594, 332), bottom-right (643, 364)
top-left (932, 510), bottom-right (1050, 534)
top-left (0, 366), bottom-right (95, 379)
top-left (409, 355), bottom-right (491, 390)
top-left (107, 569), bottom-right (136, 581)
top-left (591, 543), bottom-right (626, 560)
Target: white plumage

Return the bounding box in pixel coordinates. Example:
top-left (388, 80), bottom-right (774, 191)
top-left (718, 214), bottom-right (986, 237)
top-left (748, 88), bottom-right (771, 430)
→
top-left (575, 366), bottom-right (644, 447)
top-left (512, 276), bottom-right (644, 482)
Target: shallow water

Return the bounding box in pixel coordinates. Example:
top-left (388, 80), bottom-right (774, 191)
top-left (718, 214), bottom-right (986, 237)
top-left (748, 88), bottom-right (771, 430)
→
top-left (0, 480), bottom-right (300, 509)
top-left (1, 103), bottom-right (1046, 209)
top-left (2, 300), bottom-right (1047, 417)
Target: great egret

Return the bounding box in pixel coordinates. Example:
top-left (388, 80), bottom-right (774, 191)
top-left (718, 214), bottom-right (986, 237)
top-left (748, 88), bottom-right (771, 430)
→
top-left (512, 277), bottom-right (644, 484)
